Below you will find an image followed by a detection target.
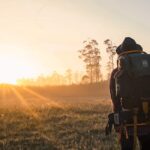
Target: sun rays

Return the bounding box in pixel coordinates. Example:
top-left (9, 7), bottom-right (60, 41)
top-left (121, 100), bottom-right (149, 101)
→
top-left (22, 87), bottom-right (62, 108)
top-left (0, 84), bottom-right (12, 108)
top-left (10, 86), bottom-right (39, 118)
top-left (0, 84), bottom-right (62, 119)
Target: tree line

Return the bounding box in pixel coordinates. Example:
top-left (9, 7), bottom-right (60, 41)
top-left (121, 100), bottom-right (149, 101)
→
top-left (17, 38), bottom-right (117, 86)
top-left (17, 70), bottom-right (83, 86)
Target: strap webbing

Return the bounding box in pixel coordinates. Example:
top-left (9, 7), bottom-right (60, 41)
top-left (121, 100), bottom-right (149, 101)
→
top-left (119, 50), bottom-right (146, 56)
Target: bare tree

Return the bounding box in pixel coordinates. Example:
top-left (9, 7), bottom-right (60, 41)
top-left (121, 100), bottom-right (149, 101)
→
top-left (104, 39), bottom-right (117, 79)
top-left (79, 39), bottom-right (102, 83)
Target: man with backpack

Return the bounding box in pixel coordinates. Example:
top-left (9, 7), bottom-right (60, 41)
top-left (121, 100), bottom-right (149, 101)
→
top-left (109, 37), bottom-right (150, 150)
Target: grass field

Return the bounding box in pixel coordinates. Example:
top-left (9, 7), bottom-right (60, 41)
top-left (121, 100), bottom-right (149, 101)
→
top-left (0, 84), bottom-right (120, 150)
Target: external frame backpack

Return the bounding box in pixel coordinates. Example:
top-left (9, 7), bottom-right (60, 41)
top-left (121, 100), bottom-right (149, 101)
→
top-left (115, 50), bottom-right (150, 112)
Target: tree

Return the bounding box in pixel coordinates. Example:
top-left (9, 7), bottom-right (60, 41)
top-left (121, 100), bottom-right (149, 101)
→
top-left (104, 39), bottom-right (117, 79)
top-left (81, 75), bottom-right (89, 84)
top-left (65, 69), bottom-right (72, 85)
top-left (79, 39), bottom-right (102, 83)
top-left (73, 71), bottom-right (80, 84)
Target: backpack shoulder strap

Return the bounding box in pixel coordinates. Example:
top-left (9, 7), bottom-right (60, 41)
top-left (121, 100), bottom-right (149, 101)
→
top-left (119, 50), bottom-right (146, 57)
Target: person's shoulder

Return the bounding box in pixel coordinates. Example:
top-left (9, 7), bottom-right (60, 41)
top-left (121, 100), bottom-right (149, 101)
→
top-left (110, 68), bottom-right (118, 80)
top-left (111, 68), bottom-right (118, 75)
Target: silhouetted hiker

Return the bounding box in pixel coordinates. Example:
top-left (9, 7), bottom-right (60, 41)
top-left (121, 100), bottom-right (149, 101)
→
top-left (106, 37), bottom-right (150, 150)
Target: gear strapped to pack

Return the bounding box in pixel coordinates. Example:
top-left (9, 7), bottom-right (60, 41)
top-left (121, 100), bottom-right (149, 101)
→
top-left (106, 50), bottom-right (150, 149)
top-left (115, 50), bottom-right (150, 110)
top-left (107, 49), bottom-right (150, 149)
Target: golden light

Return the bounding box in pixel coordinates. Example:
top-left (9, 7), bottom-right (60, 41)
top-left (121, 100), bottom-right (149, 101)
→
top-left (0, 57), bottom-right (20, 84)
top-left (0, 45), bottom-right (37, 84)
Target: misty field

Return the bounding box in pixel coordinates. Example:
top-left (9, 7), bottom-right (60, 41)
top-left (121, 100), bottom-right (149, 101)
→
top-left (0, 85), bottom-right (120, 150)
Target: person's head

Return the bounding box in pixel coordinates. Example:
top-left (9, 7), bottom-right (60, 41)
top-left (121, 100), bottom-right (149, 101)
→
top-left (121, 37), bottom-right (137, 51)
top-left (116, 37), bottom-right (143, 55)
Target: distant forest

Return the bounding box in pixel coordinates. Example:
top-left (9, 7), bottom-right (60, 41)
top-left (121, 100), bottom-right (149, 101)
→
top-left (17, 38), bottom-right (116, 87)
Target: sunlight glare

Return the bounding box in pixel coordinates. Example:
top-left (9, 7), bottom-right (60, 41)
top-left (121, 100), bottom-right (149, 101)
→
top-left (0, 45), bottom-right (36, 84)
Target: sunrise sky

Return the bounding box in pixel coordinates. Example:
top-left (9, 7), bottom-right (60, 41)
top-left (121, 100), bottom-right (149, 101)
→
top-left (0, 0), bottom-right (150, 83)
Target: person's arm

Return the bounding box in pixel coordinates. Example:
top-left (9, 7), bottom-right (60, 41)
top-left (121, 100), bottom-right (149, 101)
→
top-left (110, 68), bottom-right (122, 112)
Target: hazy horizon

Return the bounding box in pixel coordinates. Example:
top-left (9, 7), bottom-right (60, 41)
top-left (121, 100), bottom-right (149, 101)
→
top-left (0, 0), bottom-right (150, 84)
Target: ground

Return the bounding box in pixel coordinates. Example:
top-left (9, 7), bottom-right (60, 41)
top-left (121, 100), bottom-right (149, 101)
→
top-left (0, 85), bottom-right (120, 150)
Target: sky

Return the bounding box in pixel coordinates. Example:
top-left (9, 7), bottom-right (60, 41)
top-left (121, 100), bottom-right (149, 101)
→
top-left (0, 0), bottom-right (150, 83)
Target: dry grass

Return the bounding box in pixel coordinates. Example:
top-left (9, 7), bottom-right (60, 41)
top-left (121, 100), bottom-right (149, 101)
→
top-left (0, 85), bottom-right (120, 150)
